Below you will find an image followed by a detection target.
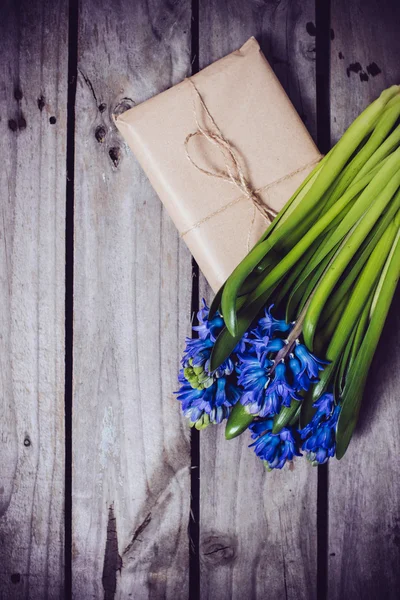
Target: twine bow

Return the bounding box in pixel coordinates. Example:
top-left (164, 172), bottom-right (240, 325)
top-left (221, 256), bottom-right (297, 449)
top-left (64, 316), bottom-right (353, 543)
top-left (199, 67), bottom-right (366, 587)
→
top-left (184, 78), bottom-right (277, 250)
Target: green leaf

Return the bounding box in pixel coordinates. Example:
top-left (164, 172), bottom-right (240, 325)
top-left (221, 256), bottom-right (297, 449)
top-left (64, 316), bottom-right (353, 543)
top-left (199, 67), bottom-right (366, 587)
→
top-left (258, 159), bottom-right (327, 244)
top-left (221, 238), bottom-right (273, 336)
top-left (353, 124), bottom-right (400, 186)
top-left (238, 249), bottom-right (282, 296)
top-left (295, 244), bottom-right (340, 318)
top-left (336, 226), bottom-right (400, 459)
top-left (321, 96), bottom-right (400, 212)
top-left (261, 87), bottom-right (399, 249)
top-left (218, 88), bottom-right (399, 338)
top-left (335, 326), bottom-right (357, 398)
top-left (246, 158), bottom-right (390, 309)
top-left (225, 402), bottom-right (254, 440)
top-left (275, 235), bottom-right (322, 308)
top-left (303, 163), bottom-right (400, 349)
top-left (347, 292), bottom-right (374, 372)
top-left (313, 293), bottom-right (350, 357)
top-left (272, 399), bottom-right (302, 433)
top-left (324, 220), bottom-right (397, 360)
top-left (278, 156), bottom-right (396, 315)
top-left (320, 193), bottom-right (400, 325)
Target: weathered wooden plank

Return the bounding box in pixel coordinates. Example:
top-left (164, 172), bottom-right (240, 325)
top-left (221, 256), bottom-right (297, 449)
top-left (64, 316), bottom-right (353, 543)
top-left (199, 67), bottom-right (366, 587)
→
top-left (72, 1), bottom-right (193, 598)
top-left (328, 2), bottom-right (400, 598)
top-left (0, 1), bottom-right (67, 598)
top-left (198, 2), bottom-right (318, 598)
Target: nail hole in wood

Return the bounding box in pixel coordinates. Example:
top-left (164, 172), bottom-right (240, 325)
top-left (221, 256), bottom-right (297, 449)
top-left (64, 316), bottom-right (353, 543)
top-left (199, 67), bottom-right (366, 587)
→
top-left (49, 116), bottom-right (57, 124)
top-left (37, 95), bottom-right (45, 111)
top-left (24, 437), bottom-right (31, 447)
top-left (8, 119), bottom-right (17, 132)
top-left (109, 146), bottom-right (121, 168)
top-left (95, 125), bottom-right (107, 143)
top-left (367, 62), bottom-right (381, 77)
top-left (306, 22), bottom-right (316, 36)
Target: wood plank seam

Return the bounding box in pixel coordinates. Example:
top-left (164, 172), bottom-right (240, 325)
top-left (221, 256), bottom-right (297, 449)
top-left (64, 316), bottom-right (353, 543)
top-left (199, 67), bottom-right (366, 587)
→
top-left (189, 1), bottom-right (201, 598)
top-left (315, 4), bottom-right (332, 598)
top-left (65, 0), bottom-right (79, 599)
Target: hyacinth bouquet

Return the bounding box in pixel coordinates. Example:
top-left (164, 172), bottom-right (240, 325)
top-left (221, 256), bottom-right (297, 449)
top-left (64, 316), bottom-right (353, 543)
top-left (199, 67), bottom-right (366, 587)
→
top-left (177, 85), bottom-right (400, 470)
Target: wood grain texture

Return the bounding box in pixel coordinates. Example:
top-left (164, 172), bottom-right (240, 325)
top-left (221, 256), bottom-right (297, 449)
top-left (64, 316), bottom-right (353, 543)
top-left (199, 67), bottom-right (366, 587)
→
top-left (198, 2), bottom-right (318, 598)
top-left (330, 0), bottom-right (400, 144)
top-left (328, 2), bottom-right (400, 598)
top-left (72, 1), bottom-right (193, 598)
top-left (0, 1), bottom-right (67, 598)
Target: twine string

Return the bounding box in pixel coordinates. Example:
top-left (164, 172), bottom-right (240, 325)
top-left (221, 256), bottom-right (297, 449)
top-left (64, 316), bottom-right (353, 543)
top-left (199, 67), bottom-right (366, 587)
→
top-left (184, 78), bottom-right (277, 250)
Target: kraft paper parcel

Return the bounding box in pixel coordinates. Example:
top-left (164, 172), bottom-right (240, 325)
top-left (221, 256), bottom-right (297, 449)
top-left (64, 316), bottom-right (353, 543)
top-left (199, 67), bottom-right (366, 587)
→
top-left (115, 37), bottom-right (321, 292)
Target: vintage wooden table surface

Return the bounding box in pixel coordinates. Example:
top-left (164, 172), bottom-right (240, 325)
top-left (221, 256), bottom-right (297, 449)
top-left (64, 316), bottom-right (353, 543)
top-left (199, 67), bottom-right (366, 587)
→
top-left (1, 0), bottom-right (400, 599)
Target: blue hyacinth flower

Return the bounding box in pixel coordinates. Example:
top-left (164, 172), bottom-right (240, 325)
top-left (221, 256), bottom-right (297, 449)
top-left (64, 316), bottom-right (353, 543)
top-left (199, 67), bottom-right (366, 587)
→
top-left (249, 333), bottom-right (285, 369)
top-left (237, 354), bottom-right (271, 403)
top-left (299, 392), bottom-right (335, 438)
top-left (289, 355), bottom-right (313, 392)
top-left (294, 343), bottom-right (328, 380)
top-left (299, 393), bottom-right (341, 464)
top-left (249, 419), bottom-right (302, 470)
top-left (182, 336), bottom-right (214, 368)
top-left (182, 336), bottom-right (234, 378)
top-left (192, 299), bottom-right (224, 342)
top-left (258, 305), bottom-right (292, 337)
top-left (176, 369), bottom-right (241, 429)
top-left (262, 362), bottom-right (302, 412)
top-left (177, 299), bottom-right (241, 429)
top-left (239, 359), bottom-right (301, 417)
top-left (234, 331), bottom-right (253, 355)
top-left (182, 298), bottom-right (235, 376)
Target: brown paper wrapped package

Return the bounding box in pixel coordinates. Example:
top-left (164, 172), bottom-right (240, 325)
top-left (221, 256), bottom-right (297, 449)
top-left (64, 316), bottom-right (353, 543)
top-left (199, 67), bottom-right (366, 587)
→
top-left (115, 37), bottom-right (321, 292)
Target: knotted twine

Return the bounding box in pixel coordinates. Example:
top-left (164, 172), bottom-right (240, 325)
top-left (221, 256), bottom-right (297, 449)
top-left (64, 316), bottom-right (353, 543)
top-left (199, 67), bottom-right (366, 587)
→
top-left (183, 78), bottom-right (321, 250)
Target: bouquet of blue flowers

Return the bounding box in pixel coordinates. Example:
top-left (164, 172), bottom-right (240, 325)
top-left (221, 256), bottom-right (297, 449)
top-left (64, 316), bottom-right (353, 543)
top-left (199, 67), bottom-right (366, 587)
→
top-left (177, 86), bottom-right (400, 469)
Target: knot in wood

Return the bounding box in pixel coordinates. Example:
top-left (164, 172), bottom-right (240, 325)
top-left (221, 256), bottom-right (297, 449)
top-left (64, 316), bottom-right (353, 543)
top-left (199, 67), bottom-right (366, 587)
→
top-left (201, 533), bottom-right (237, 566)
top-left (113, 97), bottom-right (135, 118)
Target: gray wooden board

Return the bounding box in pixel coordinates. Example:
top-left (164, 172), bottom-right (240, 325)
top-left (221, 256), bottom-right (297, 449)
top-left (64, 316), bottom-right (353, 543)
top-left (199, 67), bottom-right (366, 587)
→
top-left (198, 2), bottom-right (318, 598)
top-left (328, 2), bottom-right (400, 598)
top-left (2, 0), bottom-right (400, 598)
top-left (0, 1), bottom-right (67, 598)
top-left (72, 1), bottom-right (193, 598)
